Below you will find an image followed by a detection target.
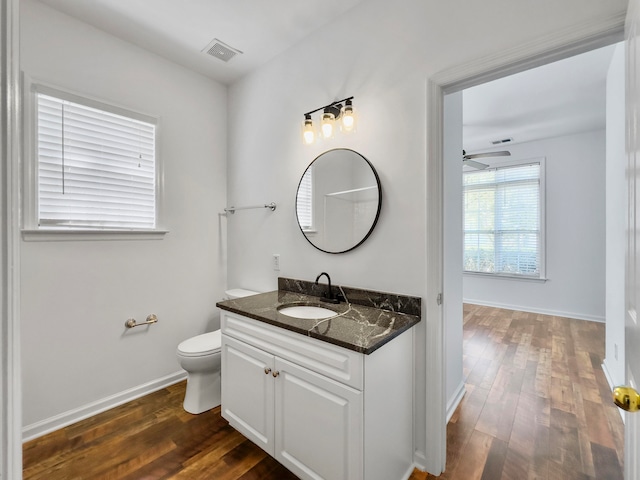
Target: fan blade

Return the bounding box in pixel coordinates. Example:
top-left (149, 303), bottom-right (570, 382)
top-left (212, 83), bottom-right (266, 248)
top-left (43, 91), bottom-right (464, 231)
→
top-left (463, 151), bottom-right (511, 160)
top-left (463, 159), bottom-right (488, 170)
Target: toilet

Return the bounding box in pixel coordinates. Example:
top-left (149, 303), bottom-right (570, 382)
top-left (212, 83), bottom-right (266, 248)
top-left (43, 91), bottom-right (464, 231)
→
top-left (176, 288), bottom-right (259, 414)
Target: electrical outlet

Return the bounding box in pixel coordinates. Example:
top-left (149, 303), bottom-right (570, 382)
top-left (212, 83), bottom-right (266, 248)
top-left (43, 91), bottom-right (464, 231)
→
top-left (615, 343), bottom-right (619, 361)
top-left (273, 254), bottom-right (280, 271)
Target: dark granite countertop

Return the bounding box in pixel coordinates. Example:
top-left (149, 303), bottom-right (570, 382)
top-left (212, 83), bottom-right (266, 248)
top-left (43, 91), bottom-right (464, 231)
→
top-left (216, 278), bottom-right (421, 354)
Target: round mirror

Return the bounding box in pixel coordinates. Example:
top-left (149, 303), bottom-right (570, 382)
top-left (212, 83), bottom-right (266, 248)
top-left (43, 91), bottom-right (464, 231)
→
top-left (295, 149), bottom-right (382, 254)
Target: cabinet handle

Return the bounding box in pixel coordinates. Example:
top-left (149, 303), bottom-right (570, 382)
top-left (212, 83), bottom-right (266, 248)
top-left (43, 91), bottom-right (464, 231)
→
top-left (264, 368), bottom-right (271, 375)
top-left (272, 371), bottom-right (280, 378)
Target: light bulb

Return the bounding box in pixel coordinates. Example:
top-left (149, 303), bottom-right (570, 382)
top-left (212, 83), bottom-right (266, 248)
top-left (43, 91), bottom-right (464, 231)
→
top-left (303, 129), bottom-right (315, 145)
top-left (302, 115), bottom-right (315, 145)
top-left (341, 100), bottom-right (355, 132)
top-left (321, 112), bottom-right (335, 138)
top-left (342, 111), bottom-right (354, 130)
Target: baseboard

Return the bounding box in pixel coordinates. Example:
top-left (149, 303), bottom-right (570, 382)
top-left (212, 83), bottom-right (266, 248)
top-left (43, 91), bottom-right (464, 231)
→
top-left (413, 453), bottom-right (443, 477)
top-left (463, 298), bottom-right (605, 323)
top-left (602, 359), bottom-right (625, 424)
top-left (446, 381), bottom-right (466, 424)
top-left (412, 453), bottom-right (428, 474)
top-left (22, 370), bottom-right (187, 442)
top-left (400, 463), bottom-right (418, 480)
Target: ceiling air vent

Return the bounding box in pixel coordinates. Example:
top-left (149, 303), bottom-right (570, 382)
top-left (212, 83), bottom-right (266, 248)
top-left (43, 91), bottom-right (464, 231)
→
top-left (491, 137), bottom-right (513, 145)
top-left (201, 38), bottom-right (243, 63)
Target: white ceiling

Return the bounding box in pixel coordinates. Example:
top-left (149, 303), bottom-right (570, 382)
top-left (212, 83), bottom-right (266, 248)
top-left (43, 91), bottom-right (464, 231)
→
top-left (37, 0), bottom-right (365, 85)
top-left (35, 0), bottom-right (618, 147)
top-left (463, 44), bottom-right (617, 153)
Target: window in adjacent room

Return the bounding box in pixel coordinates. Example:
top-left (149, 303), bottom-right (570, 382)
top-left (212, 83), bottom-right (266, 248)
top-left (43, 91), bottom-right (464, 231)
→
top-left (463, 160), bottom-right (544, 279)
top-left (26, 83), bottom-right (162, 235)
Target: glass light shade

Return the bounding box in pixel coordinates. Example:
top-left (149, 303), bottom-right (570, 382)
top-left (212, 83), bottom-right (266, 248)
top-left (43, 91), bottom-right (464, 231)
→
top-left (341, 105), bottom-right (356, 132)
top-left (302, 118), bottom-right (315, 145)
top-left (321, 112), bottom-right (335, 138)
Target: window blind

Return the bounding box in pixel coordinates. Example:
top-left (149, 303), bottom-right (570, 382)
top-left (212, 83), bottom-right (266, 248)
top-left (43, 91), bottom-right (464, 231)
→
top-left (36, 93), bottom-right (156, 230)
top-left (463, 163), bottom-right (541, 277)
top-left (296, 167), bottom-right (313, 229)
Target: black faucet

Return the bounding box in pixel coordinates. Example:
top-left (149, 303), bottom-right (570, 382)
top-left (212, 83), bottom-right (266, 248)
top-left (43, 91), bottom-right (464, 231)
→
top-left (315, 272), bottom-right (342, 304)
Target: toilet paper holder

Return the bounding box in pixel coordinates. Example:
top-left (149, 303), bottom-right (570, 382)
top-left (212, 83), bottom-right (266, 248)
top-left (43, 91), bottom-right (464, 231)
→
top-left (125, 314), bottom-right (158, 329)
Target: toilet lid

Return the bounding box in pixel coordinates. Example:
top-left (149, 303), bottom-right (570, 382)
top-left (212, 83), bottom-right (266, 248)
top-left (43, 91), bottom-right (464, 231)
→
top-left (177, 330), bottom-right (221, 357)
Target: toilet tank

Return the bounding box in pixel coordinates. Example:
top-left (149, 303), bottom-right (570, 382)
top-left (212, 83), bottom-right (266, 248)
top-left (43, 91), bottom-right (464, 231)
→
top-left (224, 288), bottom-right (259, 300)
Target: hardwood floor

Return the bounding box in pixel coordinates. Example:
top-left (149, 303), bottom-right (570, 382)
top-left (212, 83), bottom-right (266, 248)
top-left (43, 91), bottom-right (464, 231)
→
top-left (22, 383), bottom-right (299, 480)
top-left (23, 304), bottom-right (624, 479)
top-left (411, 304), bottom-right (624, 480)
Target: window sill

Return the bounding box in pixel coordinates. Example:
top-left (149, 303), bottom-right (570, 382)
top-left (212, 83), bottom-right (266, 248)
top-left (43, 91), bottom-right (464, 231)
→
top-left (463, 271), bottom-right (547, 283)
top-left (21, 229), bottom-right (169, 242)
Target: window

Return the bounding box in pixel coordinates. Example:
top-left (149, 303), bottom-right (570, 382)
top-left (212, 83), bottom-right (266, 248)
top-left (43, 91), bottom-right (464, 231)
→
top-left (27, 83), bottom-right (161, 234)
top-left (296, 167), bottom-right (313, 230)
top-left (463, 161), bottom-right (544, 278)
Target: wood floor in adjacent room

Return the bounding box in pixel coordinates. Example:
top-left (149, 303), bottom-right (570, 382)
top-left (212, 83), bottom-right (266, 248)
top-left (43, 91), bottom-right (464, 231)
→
top-left (23, 304), bottom-right (624, 479)
top-left (412, 304), bottom-right (625, 480)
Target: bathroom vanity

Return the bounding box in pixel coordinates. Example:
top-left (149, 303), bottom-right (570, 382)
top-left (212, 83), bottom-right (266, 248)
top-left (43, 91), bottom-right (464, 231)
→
top-left (216, 278), bottom-right (421, 480)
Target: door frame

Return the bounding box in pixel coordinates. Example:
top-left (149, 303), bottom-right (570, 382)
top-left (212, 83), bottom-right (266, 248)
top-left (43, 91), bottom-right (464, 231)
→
top-left (422, 12), bottom-right (624, 476)
top-left (1, 0), bottom-right (22, 478)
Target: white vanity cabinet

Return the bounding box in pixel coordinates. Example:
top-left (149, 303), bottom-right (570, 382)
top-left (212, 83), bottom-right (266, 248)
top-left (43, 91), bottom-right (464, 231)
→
top-left (223, 335), bottom-right (363, 479)
top-left (220, 311), bottom-right (414, 480)
top-left (221, 335), bottom-right (276, 453)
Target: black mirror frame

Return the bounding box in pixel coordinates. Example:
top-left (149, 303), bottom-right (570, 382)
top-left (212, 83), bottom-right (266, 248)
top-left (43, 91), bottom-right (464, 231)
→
top-left (295, 148), bottom-right (382, 254)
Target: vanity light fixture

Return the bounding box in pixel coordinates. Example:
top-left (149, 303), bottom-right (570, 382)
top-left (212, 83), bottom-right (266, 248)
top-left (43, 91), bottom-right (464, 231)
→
top-left (302, 96), bottom-right (356, 145)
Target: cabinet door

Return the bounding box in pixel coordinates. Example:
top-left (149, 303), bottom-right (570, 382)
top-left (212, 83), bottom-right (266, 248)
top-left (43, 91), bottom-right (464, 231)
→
top-left (221, 335), bottom-right (275, 455)
top-left (274, 357), bottom-right (363, 480)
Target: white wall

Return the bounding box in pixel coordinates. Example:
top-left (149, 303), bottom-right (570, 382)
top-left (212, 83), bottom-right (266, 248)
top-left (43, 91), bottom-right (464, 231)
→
top-left (604, 42), bottom-right (626, 387)
top-left (225, 0), bottom-right (625, 466)
top-left (20, 0), bottom-right (227, 433)
top-left (462, 131), bottom-right (606, 322)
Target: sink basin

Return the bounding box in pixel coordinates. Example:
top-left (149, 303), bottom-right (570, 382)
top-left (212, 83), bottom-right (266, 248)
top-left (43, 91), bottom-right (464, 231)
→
top-left (277, 305), bottom-right (337, 320)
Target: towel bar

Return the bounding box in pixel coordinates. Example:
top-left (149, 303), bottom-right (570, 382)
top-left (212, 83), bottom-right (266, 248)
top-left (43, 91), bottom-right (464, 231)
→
top-left (125, 314), bottom-right (158, 329)
top-left (224, 202), bottom-right (276, 214)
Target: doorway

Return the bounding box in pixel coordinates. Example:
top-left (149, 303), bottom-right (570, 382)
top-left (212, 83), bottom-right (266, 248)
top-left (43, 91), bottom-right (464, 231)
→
top-left (437, 36), bottom-right (626, 478)
top-left (422, 20), bottom-right (626, 475)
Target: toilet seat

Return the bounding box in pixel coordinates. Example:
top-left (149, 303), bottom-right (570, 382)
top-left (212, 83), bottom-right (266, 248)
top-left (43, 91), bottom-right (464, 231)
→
top-left (177, 330), bottom-right (221, 357)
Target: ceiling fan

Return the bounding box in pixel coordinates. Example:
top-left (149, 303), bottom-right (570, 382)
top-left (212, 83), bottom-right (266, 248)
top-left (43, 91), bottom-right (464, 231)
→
top-left (462, 150), bottom-right (511, 170)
